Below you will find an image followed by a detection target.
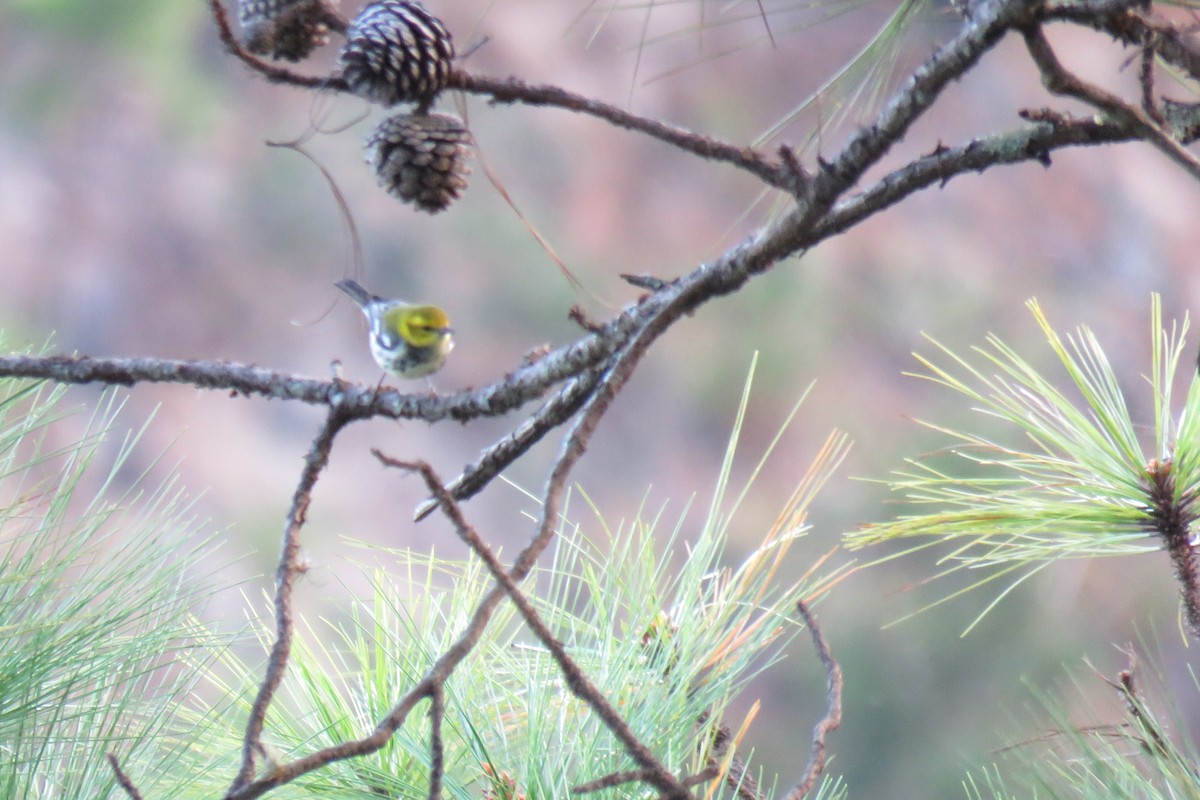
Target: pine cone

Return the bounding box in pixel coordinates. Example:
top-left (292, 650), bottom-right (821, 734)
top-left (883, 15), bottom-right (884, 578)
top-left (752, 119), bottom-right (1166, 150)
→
top-left (339, 1), bottom-right (455, 108)
top-left (366, 112), bottom-right (472, 213)
top-left (239, 0), bottom-right (334, 62)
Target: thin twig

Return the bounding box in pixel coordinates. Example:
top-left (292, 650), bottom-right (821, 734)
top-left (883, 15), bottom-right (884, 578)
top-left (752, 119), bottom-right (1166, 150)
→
top-left (572, 765), bottom-right (740, 796)
top-left (391, 457), bottom-right (694, 799)
top-left (574, 721), bottom-right (759, 799)
top-left (449, 72), bottom-right (789, 189)
top-left (229, 405), bottom-right (356, 792)
top-left (227, 679), bottom-right (435, 799)
top-left (107, 753), bottom-right (145, 800)
top-left (784, 600), bottom-right (843, 800)
top-left (1045, 3), bottom-right (1200, 82)
top-left (573, 769), bottom-right (663, 794)
top-left (1023, 26), bottom-right (1200, 182)
top-left (224, 381), bottom-right (655, 798)
top-left (212, 0), bottom-right (789, 189)
top-left (1139, 41), bottom-right (1161, 123)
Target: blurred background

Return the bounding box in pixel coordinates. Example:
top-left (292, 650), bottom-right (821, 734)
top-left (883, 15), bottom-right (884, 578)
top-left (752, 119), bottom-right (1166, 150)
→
top-left (2, 0), bottom-right (1199, 795)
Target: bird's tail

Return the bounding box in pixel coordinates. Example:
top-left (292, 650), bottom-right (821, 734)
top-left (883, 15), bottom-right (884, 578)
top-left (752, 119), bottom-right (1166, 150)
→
top-left (335, 279), bottom-right (376, 308)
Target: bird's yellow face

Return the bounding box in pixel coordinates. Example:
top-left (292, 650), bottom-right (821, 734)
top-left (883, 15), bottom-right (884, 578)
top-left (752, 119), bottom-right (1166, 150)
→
top-left (389, 305), bottom-right (452, 348)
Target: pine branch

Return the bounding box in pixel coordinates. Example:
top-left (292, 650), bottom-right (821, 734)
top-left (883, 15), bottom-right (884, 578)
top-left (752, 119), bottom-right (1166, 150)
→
top-left (229, 406), bottom-right (354, 793)
top-left (1023, 27), bottom-right (1200, 180)
top-left (785, 601), bottom-right (844, 800)
top-left (448, 72), bottom-right (796, 190)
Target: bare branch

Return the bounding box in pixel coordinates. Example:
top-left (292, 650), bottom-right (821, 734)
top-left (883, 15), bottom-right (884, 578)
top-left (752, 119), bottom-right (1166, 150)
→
top-left (393, 457), bottom-right (694, 799)
top-left (1045, 3), bottom-right (1200, 82)
top-left (573, 769), bottom-right (663, 794)
top-left (450, 72), bottom-right (791, 190)
top-left (574, 766), bottom-right (732, 795)
top-left (226, 678), bottom-right (433, 799)
top-left (228, 406), bottom-right (355, 792)
top-left (811, 0), bottom-right (1041, 210)
top-left (107, 753), bottom-right (145, 800)
top-left (0, 329), bottom-right (619, 423)
top-left (784, 601), bottom-right (843, 800)
top-left (413, 366), bottom-right (605, 521)
top-left (815, 114), bottom-right (1141, 241)
top-left (574, 719), bottom-right (761, 800)
top-left (428, 685), bottom-right (446, 800)
top-left (571, 764), bottom-right (747, 797)
top-left (1023, 26), bottom-right (1200, 181)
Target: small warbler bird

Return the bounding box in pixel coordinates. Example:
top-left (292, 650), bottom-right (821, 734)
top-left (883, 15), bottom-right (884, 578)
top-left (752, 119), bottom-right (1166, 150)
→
top-left (335, 279), bottom-right (453, 379)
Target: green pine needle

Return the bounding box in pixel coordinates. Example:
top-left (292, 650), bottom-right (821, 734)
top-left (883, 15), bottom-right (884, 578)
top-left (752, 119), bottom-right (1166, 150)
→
top-left (0, 359), bottom-right (232, 797)
top-left (965, 646), bottom-right (1200, 799)
top-left (847, 295), bottom-right (1197, 632)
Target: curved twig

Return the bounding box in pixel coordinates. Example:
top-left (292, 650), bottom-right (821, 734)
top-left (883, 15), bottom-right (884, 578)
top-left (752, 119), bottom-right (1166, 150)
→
top-left (229, 405), bottom-right (356, 793)
top-left (784, 601), bottom-right (843, 800)
top-left (809, 0), bottom-right (1042, 210)
top-left (207, 0), bottom-right (793, 190)
top-left (1022, 27), bottom-right (1200, 181)
top-left (1045, 2), bottom-right (1200, 82)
